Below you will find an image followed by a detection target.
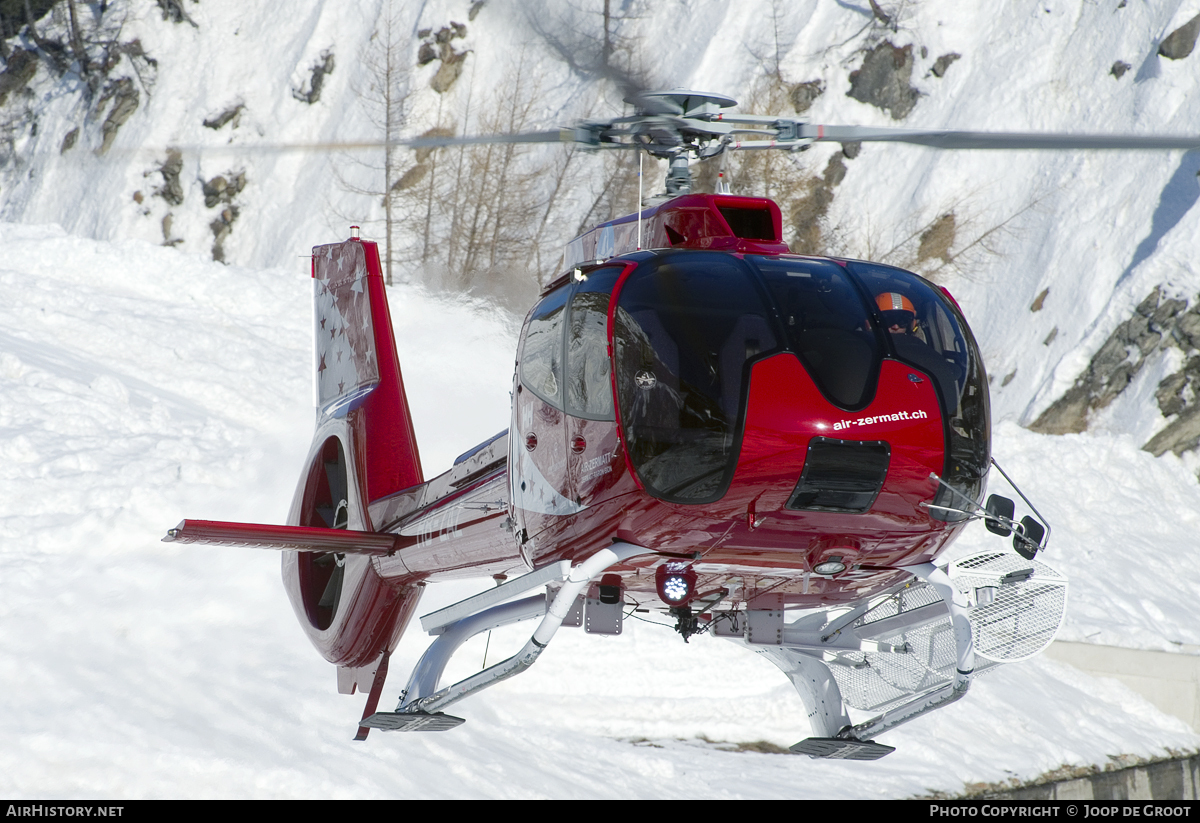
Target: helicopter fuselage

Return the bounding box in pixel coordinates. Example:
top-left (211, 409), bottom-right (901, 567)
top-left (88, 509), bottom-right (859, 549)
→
top-left (170, 194), bottom-right (992, 698)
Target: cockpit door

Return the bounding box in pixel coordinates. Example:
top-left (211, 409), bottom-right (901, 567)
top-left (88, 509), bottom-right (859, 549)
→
top-left (561, 268), bottom-right (624, 507)
top-left (510, 286), bottom-right (573, 546)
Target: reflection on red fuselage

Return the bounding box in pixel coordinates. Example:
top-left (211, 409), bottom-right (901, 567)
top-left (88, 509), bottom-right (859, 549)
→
top-left (372, 351), bottom-right (959, 612)
top-left (371, 246), bottom-right (989, 627)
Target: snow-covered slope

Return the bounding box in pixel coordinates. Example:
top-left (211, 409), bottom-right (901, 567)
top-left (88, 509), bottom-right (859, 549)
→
top-left (3, 0), bottom-right (1200, 799)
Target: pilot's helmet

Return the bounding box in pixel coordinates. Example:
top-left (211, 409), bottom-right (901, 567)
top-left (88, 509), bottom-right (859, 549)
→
top-left (875, 292), bottom-right (916, 333)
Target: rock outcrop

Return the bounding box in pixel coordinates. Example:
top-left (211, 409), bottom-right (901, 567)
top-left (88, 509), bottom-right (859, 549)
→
top-left (293, 50), bottom-right (334, 105)
top-left (419, 24), bottom-right (470, 95)
top-left (788, 79), bottom-right (823, 114)
top-left (0, 47), bottom-right (38, 107)
top-left (847, 41), bottom-right (920, 120)
top-left (155, 149), bottom-right (184, 206)
top-left (1031, 288), bottom-right (1200, 459)
top-left (96, 77), bottom-right (139, 155)
top-left (1159, 13), bottom-right (1200, 60)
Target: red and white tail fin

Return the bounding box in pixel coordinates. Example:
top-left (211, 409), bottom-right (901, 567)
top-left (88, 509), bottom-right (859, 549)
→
top-left (311, 235), bottom-right (423, 505)
top-left (167, 233), bottom-right (430, 736)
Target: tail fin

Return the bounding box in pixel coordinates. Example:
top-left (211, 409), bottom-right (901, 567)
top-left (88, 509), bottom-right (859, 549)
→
top-left (167, 234), bottom-right (427, 719)
top-left (312, 236), bottom-right (423, 504)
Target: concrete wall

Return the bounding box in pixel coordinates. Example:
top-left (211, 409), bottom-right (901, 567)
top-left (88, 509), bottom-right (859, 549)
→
top-left (972, 642), bottom-right (1200, 800)
top-left (987, 753), bottom-right (1200, 800)
top-left (1045, 641), bottom-right (1200, 730)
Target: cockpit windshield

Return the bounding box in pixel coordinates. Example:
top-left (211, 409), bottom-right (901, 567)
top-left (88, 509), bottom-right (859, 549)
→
top-left (524, 251), bottom-right (989, 510)
top-left (613, 253), bottom-right (777, 502)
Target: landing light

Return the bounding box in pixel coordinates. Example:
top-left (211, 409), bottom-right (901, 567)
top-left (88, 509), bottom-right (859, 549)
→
top-left (656, 563), bottom-right (697, 605)
top-left (662, 576), bottom-right (690, 602)
top-left (814, 559), bottom-right (846, 576)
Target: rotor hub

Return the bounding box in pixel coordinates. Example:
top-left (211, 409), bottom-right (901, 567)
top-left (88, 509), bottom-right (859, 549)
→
top-left (626, 89), bottom-right (738, 118)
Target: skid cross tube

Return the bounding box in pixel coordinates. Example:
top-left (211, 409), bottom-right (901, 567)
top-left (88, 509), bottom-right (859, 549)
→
top-left (400, 595), bottom-right (548, 708)
top-left (418, 560), bottom-right (570, 634)
top-left (401, 541), bottom-right (653, 717)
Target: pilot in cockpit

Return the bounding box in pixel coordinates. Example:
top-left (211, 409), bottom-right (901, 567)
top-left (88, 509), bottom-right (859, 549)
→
top-left (875, 291), bottom-right (926, 342)
top-left (876, 289), bottom-right (964, 413)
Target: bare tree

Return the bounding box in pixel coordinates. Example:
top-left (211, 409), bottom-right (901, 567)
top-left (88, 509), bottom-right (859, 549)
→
top-left (64, 0), bottom-right (89, 81)
top-left (436, 54), bottom-right (550, 293)
top-left (335, 1), bottom-right (414, 285)
top-left (357, 2), bottom-right (657, 303)
top-left (836, 187), bottom-right (1052, 282)
top-left (381, 52), bottom-right (589, 308)
top-left (572, 149), bottom-right (641, 233)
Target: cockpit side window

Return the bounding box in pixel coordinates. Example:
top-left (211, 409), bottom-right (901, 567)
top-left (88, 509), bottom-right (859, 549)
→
top-left (519, 286), bottom-right (570, 408)
top-left (565, 267), bottom-right (621, 420)
top-left (846, 261), bottom-right (990, 519)
top-left (846, 262), bottom-right (975, 420)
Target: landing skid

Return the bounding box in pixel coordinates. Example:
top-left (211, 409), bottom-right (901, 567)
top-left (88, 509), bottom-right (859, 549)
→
top-left (719, 552), bottom-right (1068, 758)
top-left (367, 541), bottom-right (654, 732)
top-left (367, 546), bottom-right (1066, 761)
top-left (790, 737), bottom-right (896, 760)
top-left (361, 711), bottom-right (465, 732)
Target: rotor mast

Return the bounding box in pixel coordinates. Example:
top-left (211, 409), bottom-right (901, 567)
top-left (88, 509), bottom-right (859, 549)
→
top-left (616, 90), bottom-right (742, 196)
top-left (598, 90), bottom-right (815, 195)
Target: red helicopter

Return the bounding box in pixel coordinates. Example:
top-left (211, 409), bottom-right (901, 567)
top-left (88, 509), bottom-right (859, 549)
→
top-left (165, 91), bottom-right (1197, 758)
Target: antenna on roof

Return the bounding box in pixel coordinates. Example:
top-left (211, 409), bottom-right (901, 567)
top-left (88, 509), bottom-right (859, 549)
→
top-left (637, 152), bottom-right (644, 251)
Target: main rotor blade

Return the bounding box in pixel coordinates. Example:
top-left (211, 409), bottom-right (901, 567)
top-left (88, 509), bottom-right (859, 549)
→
top-left (392, 129), bottom-right (568, 148)
top-left (148, 129), bottom-right (582, 159)
top-left (804, 125), bottom-right (1200, 151)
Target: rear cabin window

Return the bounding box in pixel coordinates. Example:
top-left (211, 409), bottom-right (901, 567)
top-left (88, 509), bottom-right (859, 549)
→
top-left (520, 267), bottom-right (622, 418)
top-left (564, 267), bottom-right (621, 420)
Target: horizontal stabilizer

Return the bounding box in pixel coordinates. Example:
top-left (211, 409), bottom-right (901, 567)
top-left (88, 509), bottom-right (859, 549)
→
top-left (163, 519), bottom-right (401, 556)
